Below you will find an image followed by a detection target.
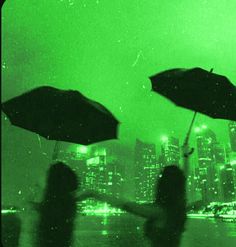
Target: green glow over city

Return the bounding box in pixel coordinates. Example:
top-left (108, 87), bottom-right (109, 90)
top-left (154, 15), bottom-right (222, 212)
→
top-left (161, 135), bottom-right (168, 142)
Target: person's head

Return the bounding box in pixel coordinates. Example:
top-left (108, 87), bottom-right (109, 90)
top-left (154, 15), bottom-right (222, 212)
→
top-left (155, 165), bottom-right (186, 208)
top-left (45, 162), bottom-right (79, 197)
top-left (37, 162), bottom-right (79, 247)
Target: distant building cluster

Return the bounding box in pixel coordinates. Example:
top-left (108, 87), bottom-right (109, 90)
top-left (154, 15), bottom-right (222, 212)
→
top-left (59, 144), bottom-right (124, 209)
top-left (58, 121), bottom-right (236, 207)
top-left (134, 121), bottom-right (236, 205)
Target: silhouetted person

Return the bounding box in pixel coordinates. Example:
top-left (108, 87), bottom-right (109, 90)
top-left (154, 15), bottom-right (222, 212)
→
top-left (144, 166), bottom-right (186, 247)
top-left (76, 165), bottom-right (186, 247)
top-left (35, 162), bottom-right (79, 247)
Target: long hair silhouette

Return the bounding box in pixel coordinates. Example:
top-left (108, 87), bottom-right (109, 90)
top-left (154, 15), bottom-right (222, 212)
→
top-left (35, 162), bottom-right (79, 247)
top-left (145, 165), bottom-right (186, 247)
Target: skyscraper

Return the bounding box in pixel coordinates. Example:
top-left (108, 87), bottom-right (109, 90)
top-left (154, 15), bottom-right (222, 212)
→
top-left (85, 145), bottom-right (124, 197)
top-left (60, 144), bottom-right (89, 185)
top-left (214, 143), bottom-right (226, 164)
top-left (105, 146), bottom-right (124, 198)
top-left (229, 121), bottom-right (236, 152)
top-left (219, 164), bottom-right (235, 202)
top-left (212, 143), bottom-right (227, 203)
top-left (160, 136), bottom-right (180, 167)
top-left (134, 139), bottom-right (158, 203)
top-left (85, 149), bottom-right (107, 193)
top-left (194, 125), bottom-right (218, 203)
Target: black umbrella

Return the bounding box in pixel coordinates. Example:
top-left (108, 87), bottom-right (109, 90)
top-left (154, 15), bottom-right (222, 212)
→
top-left (2, 86), bottom-right (119, 158)
top-left (150, 67), bottom-right (236, 121)
top-left (150, 67), bottom-right (236, 152)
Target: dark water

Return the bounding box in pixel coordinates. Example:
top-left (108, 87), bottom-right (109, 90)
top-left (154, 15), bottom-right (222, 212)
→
top-left (3, 213), bottom-right (236, 247)
top-left (74, 214), bottom-right (236, 247)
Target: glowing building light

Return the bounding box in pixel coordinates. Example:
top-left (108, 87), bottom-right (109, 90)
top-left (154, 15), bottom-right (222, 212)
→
top-left (81, 203), bottom-right (124, 216)
top-left (102, 230), bottom-right (108, 235)
top-left (230, 160), bottom-right (236, 165)
top-left (76, 145), bottom-right (88, 154)
top-left (161, 135), bottom-right (168, 142)
top-left (1, 209), bottom-right (19, 214)
top-left (87, 156), bottom-right (100, 165)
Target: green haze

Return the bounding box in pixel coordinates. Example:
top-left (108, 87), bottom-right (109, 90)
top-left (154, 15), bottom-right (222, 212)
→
top-left (2, 0), bottom-right (236, 205)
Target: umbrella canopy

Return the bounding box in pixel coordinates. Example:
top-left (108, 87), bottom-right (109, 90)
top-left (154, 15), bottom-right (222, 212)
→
top-left (150, 67), bottom-right (236, 121)
top-left (2, 86), bottom-right (119, 145)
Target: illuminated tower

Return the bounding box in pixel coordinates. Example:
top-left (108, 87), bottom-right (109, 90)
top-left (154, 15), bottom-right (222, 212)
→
top-left (219, 164), bottom-right (235, 202)
top-left (60, 144), bottom-right (89, 184)
top-left (85, 147), bottom-right (107, 193)
top-left (232, 163), bottom-right (236, 195)
top-left (194, 125), bottom-right (218, 204)
top-left (160, 136), bottom-right (180, 167)
top-left (104, 145), bottom-right (125, 198)
top-left (106, 160), bottom-right (124, 198)
top-left (229, 121), bottom-right (236, 152)
top-left (86, 145), bottom-right (124, 195)
top-left (212, 143), bottom-right (227, 203)
top-left (213, 143), bottom-right (226, 164)
top-left (63, 144), bottom-right (90, 161)
top-left (79, 145), bottom-right (125, 213)
top-left (134, 139), bottom-right (157, 203)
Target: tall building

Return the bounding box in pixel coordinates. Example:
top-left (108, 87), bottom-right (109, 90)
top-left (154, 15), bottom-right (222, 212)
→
top-left (84, 146), bottom-right (125, 211)
top-left (194, 125), bottom-right (218, 204)
top-left (61, 144), bottom-right (125, 211)
top-left (214, 143), bottom-right (226, 164)
top-left (212, 143), bottom-right (227, 201)
top-left (85, 146), bottom-right (124, 194)
top-left (105, 146), bottom-right (124, 198)
top-left (229, 121), bottom-right (236, 152)
top-left (227, 121), bottom-right (236, 195)
top-left (134, 139), bottom-right (158, 203)
top-left (60, 144), bottom-right (89, 184)
top-left (219, 164), bottom-right (235, 202)
top-left (160, 136), bottom-right (180, 167)
top-left (85, 148), bottom-right (107, 193)
top-left (232, 163), bottom-right (236, 195)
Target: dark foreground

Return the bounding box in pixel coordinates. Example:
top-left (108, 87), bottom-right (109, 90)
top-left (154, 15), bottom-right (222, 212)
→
top-left (2, 213), bottom-right (236, 247)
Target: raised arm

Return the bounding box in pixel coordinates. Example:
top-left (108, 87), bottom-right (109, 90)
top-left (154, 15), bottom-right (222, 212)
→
top-left (75, 190), bottom-right (163, 219)
top-left (187, 199), bottom-right (203, 211)
top-left (122, 201), bottom-right (164, 219)
top-left (181, 143), bottom-right (194, 177)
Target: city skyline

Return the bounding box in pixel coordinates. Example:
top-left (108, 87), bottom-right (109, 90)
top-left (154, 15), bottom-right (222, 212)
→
top-left (58, 122), bottom-right (236, 206)
top-left (131, 123), bottom-right (236, 204)
top-left (2, 120), bottom-right (236, 206)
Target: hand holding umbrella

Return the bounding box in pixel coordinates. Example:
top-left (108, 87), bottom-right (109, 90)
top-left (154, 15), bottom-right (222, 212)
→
top-left (150, 67), bottom-right (236, 160)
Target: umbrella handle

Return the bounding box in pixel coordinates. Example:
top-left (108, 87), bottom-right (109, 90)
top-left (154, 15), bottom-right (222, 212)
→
top-left (52, 141), bottom-right (60, 161)
top-left (184, 111), bottom-right (197, 146)
top-left (183, 68), bottom-right (212, 146)
top-left (183, 147), bottom-right (194, 158)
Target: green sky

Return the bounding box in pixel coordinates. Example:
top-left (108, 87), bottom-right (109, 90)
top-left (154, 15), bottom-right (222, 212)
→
top-left (2, 0), bottom-right (236, 204)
